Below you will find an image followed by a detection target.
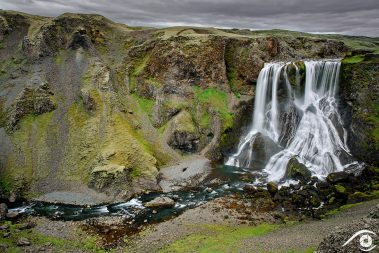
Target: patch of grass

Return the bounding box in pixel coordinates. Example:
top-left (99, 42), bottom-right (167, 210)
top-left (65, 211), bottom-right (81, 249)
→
top-left (0, 221), bottom-right (105, 253)
top-left (342, 55), bottom-right (365, 64)
top-left (326, 202), bottom-right (362, 216)
top-left (54, 52), bottom-right (63, 65)
top-left (193, 86), bottom-right (234, 131)
top-left (129, 168), bottom-right (142, 178)
top-left (132, 94), bottom-right (155, 116)
top-left (129, 54), bottom-right (150, 92)
top-left (159, 223), bottom-right (277, 253)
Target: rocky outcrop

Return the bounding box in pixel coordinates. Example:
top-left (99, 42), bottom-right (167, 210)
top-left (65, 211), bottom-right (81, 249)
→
top-left (339, 54), bottom-right (379, 166)
top-left (166, 111), bottom-right (200, 153)
top-left (8, 82), bottom-right (56, 130)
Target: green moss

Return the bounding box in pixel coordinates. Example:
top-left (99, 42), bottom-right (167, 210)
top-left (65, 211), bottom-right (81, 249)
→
top-left (129, 168), bottom-right (142, 178)
top-left (326, 203), bottom-right (362, 216)
top-left (129, 54), bottom-right (150, 92)
top-left (199, 113), bottom-right (210, 129)
top-left (159, 223), bottom-right (277, 253)
top-left (3, 112), bottom-right (53, 196)
top-left (226, 67), bottom-right (241, 98)
top-left (350, 191), bottom-right (370, 200)
top-left (54, 52), bottom-right (62, 65)
top-left (145, 78), bottom-right (161, 87)
top-left (328, 196), bottom-right (335, 204)
top-left (173, 110), bottom-right (196, 133)
top-left (342, 55), bottom-right (365, 64)
top-left (0, 99), bottom-right (7, 127)
top-left (334, 184), bottom-right (346, 194)
top-left (193, 86), bottom-right (234, 131)
top-left (132, 94), bottom-right (155, 116)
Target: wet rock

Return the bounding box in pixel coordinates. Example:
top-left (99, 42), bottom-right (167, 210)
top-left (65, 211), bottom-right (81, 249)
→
top-left (285, 157), bottom-right (311, 182)
top-left (267, 182), bottom-right (278, 196)
top-left (243, 184), bottom-right (257, 194)
top-left (2, 232), bottom-right (10, 238)
top-left (326, 171), bottom-right (350, 184)
top-left (6, 211), bottom-right (19, 220)
top-left (17, 237), bottom-right (31, 246)
top-left (144, 197), bottom-right (175, 208)
top-left (309, 196), bottom-right (321, 207)
top-left (208, 178), bottom-right (223, 186)
top-left (0, 203), bottom-right (7, 219)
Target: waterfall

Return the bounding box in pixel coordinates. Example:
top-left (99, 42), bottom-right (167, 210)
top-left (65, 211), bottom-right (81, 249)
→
top-left (226, 60), bottom-right (357, 182)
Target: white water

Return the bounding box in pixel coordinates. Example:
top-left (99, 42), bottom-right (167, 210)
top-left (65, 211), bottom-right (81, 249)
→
top-left (226, 60), bottom-right (357, 182)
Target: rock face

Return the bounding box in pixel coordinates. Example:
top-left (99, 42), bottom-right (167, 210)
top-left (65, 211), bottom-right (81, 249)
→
top-left (0, 10), bottom-right (374, 202)
top-left (339, 54), bottom-right (379, 166)
top-left (166, 111), bottom-right (199, 153)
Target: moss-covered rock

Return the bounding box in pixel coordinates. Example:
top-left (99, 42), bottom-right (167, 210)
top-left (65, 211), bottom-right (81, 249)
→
top-left (339, 54), bottom-right (379, 166)
top-left (285, 157), bottom-right (311, 182)
top-left (167, 110), bottom-right (199, 153)
top-left (267, 182), bottom-right (278, 196)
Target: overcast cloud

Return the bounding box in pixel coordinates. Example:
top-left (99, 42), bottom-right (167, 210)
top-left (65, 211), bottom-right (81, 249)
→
top-left (0, 0), bottom-right (378, 36)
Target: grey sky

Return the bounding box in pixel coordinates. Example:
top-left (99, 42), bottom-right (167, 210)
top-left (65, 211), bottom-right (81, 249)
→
top-left (0, 0), bottom-right (378, 36)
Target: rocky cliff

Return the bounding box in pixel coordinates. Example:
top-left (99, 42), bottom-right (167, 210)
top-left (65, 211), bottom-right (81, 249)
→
top-left (0, 10), bottom-right (377, 202)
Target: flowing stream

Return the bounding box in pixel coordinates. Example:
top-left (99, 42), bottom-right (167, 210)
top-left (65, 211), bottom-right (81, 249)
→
top-left (226, 60), bottom-right (358, 182)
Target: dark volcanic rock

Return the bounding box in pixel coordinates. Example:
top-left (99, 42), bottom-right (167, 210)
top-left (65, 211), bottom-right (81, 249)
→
top-left (326, 171), bottom-right (350, 184)
top-left (267, 182), bottom-right (278, 196)
top-left (285, 157), bottom-right (312, 182)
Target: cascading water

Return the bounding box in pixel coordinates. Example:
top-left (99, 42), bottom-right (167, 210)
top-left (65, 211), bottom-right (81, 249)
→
top-left (226, 60), bottom-right (358, 182)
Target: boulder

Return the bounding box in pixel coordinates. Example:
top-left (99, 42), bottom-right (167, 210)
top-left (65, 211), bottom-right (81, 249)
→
top-left (144, 197), bottom-right (175, 208)
top-left (285, 157), bottom-right (312, 182)
top-left (326, 171), bottom-right (350, 184)
top-left (267, 182), bottom-right (278, 196)
top-left (243, 184), bottom-right (257, 194)
top-left (5, 211), bottom-right (19, 220)
top-left (8, 192), bottom-right (16, 203)
top-left (0, 203), bottom-right (7, 219)
top-left (17, 237), bottom-right (31, 246)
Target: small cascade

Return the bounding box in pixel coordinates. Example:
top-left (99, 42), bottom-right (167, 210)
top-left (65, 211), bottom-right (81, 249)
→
top-left (226, 60), bottom-right (357, 182)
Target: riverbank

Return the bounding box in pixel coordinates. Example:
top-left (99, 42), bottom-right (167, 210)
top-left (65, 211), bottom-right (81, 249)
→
top-left (1, 197), bottom-right (378, 252)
